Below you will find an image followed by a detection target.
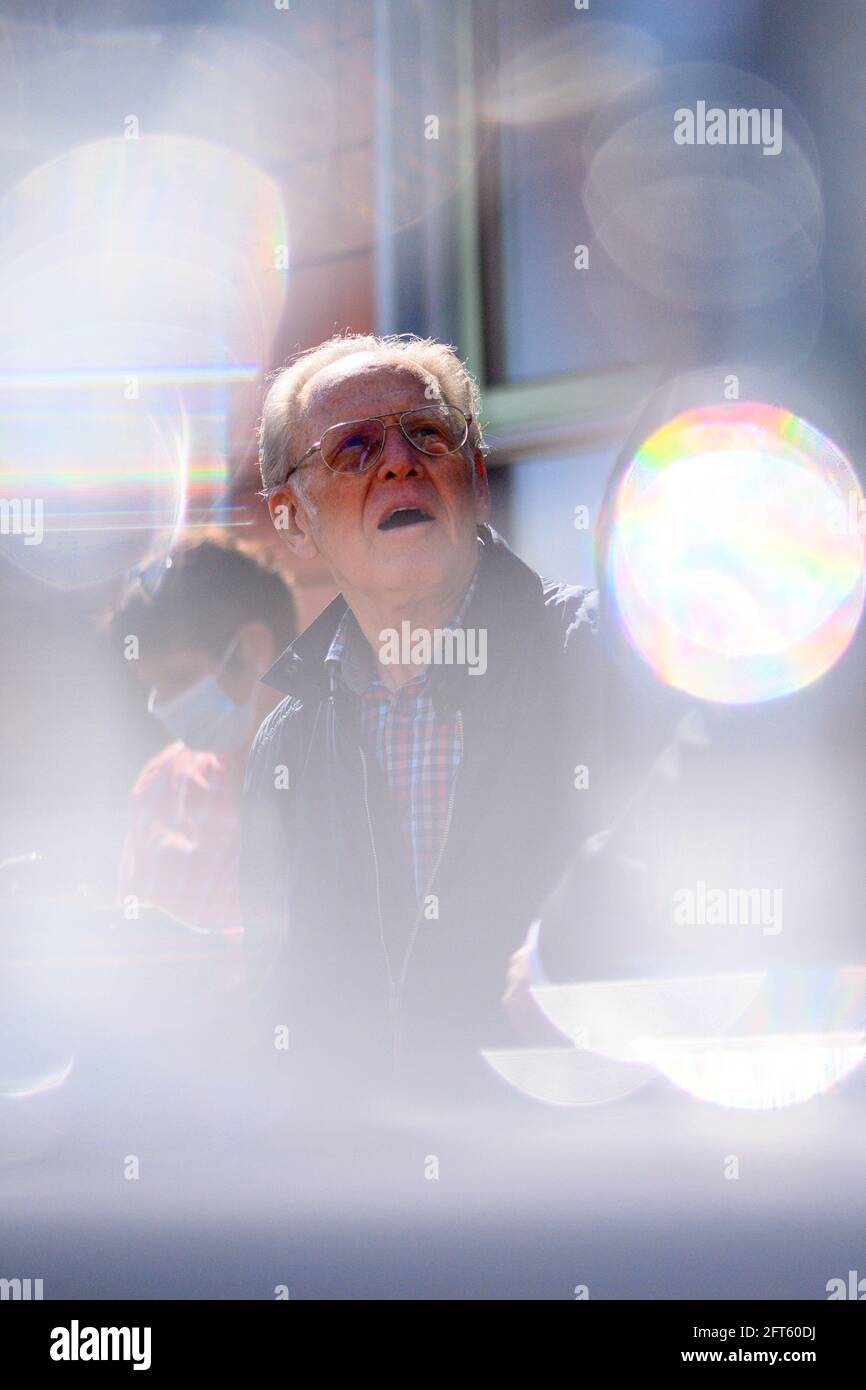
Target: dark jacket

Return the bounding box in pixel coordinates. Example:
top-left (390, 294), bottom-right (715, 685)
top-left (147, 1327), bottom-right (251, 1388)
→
top-left (240, 525), bottom-right (603, 1101)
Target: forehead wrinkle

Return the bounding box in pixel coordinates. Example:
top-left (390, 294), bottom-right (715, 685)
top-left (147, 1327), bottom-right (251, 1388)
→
top-left (298, 357), bottom-right (438, 444)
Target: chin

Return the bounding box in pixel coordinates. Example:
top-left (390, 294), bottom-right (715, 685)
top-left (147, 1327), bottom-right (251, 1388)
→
top-left (374, 535), bottom-right (456, 592)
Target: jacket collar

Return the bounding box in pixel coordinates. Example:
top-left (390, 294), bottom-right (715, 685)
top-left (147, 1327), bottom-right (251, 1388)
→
top-left (260, 524), bottom-right (543, 701)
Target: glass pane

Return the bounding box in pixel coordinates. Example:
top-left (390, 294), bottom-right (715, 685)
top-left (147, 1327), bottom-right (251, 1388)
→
top-left (504, 448), bottom-right (615, 590)
top-left (478, 0), bottom-right (763, 384)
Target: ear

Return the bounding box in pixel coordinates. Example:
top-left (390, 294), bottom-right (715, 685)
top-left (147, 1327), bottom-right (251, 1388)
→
top-left (268, 482), bottom-right (321, 561)
top-left (471, 449), bottom-right (491, 525)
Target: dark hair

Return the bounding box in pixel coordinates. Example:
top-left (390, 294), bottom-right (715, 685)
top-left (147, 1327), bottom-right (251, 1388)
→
top-left (113, 537), bottom-right (296, 662)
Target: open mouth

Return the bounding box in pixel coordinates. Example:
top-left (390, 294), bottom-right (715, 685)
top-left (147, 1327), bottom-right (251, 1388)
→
top-left (377, 506), bottom-right (434, 532)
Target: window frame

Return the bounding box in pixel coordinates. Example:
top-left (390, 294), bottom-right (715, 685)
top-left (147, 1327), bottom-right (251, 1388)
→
top-left (373, 0), bottom-right (659, 467)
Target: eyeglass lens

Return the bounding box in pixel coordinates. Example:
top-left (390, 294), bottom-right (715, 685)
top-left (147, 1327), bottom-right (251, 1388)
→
top-left (321, 406), bottom-right (466, 474)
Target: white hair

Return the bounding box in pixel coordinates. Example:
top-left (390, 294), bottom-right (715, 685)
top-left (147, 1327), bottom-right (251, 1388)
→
top-left (258, 331), bottom-right (487, 491)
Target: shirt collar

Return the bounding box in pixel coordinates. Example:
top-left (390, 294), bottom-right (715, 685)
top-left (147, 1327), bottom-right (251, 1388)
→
top-left (326, 557), bottom-right (481, 697)
top-left (260, 524), bottom-right (542, 700)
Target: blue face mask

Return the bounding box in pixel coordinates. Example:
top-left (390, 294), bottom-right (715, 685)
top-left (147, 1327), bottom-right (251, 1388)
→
top-left (147, 632), bottom-right (258, 753)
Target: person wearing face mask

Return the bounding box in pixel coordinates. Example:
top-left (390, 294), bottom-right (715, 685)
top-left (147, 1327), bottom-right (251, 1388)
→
top-left (114, 537), bottom-right (296, 938)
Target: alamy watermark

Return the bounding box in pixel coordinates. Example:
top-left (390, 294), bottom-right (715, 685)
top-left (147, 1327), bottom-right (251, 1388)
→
top-left (826, 1270), bottom-right (866, 1299)
top-left (50, 1321), bottom-right (151, 1371)
top-left (0, 497), bottom-right (43, 544)
top-left (673, 880), bottom-right (783, 936)
top-left (0, 1276), bottom-right (43, 1299)
top-left (379, 623), bottom-right (487, 676)
top-left (674, 101), bottom-right (782, 156)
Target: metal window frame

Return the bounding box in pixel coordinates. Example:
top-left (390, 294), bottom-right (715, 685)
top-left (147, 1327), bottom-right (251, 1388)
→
top-left (373, 0), bottom-right (659, 466)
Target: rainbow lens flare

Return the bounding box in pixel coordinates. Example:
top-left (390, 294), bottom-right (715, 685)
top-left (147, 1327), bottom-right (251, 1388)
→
top-left (484, 967), bottom-right (866, 1110)
top-left (608, 403), bottom-right (866, 703)
top-left (0, 136), bottom-right (288, 587)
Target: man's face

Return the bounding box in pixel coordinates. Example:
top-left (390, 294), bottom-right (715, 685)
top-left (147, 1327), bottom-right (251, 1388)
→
top-left (268, 355), bottom-right (490, 604)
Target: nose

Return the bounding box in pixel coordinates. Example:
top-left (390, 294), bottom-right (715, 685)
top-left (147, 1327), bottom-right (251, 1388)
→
top-left (375, 420), bottom-right (426, 479)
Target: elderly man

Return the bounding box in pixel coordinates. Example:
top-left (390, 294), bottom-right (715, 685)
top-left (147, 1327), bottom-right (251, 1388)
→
top-left (241, 332), bottom-right (602, 1101)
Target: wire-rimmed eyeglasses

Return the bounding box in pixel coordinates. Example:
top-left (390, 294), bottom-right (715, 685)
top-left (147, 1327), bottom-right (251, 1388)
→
top-left (259, 404), bottom-right (471, 495)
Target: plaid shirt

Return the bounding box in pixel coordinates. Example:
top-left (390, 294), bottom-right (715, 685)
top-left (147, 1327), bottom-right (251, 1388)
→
top-left (326, 565), bottom-right (479, 902)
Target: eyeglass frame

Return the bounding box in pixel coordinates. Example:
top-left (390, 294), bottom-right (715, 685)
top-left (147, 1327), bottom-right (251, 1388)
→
top-left (259, 405), bottom-right (474, 497)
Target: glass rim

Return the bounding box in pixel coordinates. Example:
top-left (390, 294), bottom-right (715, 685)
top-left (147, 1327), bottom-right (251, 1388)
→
top-left (260, 404), bottom-right (472, 494)
top-left (321, 403), bottom-right (468, 464)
